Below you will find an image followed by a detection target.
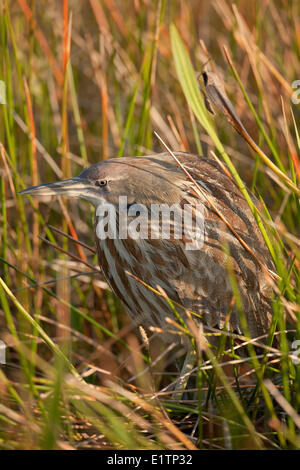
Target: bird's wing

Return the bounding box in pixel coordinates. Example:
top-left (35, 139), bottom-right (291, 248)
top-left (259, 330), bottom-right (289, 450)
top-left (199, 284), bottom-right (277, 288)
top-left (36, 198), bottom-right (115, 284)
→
top-left (171, 154), bottom-right (273, 338)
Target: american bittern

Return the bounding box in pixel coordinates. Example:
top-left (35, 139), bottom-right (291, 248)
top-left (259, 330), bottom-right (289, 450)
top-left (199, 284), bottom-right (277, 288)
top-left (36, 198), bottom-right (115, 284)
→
top-left (21, 152), bottom-right (273, 381)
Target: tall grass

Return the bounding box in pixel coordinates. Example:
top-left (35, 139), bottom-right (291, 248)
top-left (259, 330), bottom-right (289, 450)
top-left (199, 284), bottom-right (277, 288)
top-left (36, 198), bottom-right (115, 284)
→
top-left (0, 0), bottom-right (299, 449)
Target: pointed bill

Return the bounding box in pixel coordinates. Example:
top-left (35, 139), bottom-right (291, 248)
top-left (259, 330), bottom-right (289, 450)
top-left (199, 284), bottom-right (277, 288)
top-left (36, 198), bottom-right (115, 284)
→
top-left (19, 177), bottom-right (93, 198)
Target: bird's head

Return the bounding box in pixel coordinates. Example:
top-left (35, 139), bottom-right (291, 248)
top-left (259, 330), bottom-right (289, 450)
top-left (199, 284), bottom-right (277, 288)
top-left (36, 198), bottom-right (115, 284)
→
top-left (20, 154), bottom-right (187, 208)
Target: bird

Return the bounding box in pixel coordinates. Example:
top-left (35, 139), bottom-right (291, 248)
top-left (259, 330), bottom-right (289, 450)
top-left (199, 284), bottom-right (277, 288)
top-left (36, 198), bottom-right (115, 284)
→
top-left (20, 152), bottom-right (273, 350)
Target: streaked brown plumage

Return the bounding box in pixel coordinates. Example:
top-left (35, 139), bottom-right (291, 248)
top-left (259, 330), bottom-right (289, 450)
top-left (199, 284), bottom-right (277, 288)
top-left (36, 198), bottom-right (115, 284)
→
top-left (21, 152), bottom-right (273, 342)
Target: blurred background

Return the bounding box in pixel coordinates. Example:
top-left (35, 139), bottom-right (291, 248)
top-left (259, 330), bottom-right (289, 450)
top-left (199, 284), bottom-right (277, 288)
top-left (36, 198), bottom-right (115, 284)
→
top-left (0, 0), bottom-right (300, 450)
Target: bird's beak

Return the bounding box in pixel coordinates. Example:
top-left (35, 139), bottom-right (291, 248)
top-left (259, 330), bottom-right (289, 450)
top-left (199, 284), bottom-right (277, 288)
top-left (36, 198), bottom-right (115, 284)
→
top-left (19, 177), bottom-right (93, 198)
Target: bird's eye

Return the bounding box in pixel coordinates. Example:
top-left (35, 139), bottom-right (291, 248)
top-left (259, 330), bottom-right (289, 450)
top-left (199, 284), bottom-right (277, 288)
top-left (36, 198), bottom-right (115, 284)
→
top-left (95, 180), bottom-right (107, 187)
